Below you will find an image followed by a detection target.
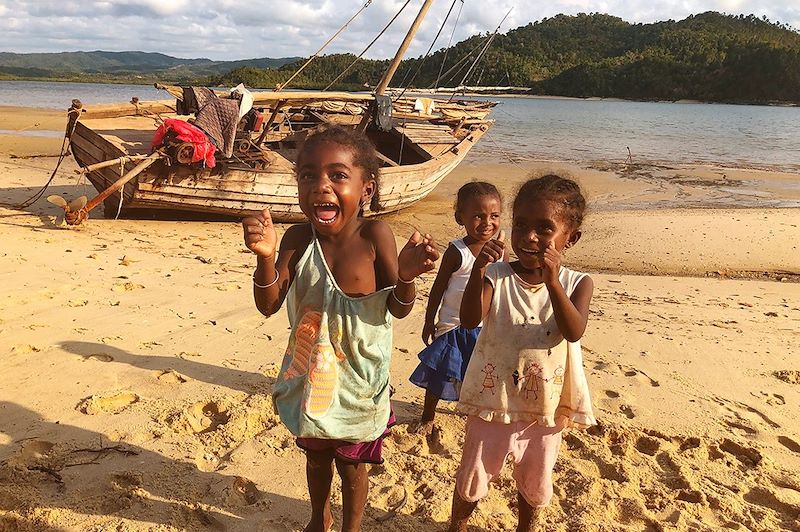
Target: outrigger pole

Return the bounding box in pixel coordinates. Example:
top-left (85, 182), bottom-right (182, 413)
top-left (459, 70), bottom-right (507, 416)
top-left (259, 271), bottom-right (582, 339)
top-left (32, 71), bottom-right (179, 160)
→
top-left (357, 0), bottom-right (435, 132)
top-left (375, 0), bottom-right (435, 95)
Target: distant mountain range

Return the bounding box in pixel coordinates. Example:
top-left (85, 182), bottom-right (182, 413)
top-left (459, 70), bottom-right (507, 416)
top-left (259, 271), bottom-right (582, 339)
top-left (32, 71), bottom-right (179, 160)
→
top-left (0, 51), bottom-right (300, 81)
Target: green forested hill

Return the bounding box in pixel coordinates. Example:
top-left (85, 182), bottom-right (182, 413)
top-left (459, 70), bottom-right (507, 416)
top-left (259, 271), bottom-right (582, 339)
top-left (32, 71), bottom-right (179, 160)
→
top-left (213, 12), bottom-right (800, 104)
top-left (0, 51), bottom-right (300, 83)
top-left (3, 12), bottom-right (799, 103)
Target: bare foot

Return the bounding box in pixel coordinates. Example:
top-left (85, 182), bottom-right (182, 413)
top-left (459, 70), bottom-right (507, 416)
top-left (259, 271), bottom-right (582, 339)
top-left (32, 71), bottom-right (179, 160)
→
top-left (303, 514), bottom-right (332, 532)
top-left (412, 419), bottom-right (435, 436)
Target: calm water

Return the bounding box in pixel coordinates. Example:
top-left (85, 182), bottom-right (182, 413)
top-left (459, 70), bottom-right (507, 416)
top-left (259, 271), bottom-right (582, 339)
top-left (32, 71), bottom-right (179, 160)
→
top-left (1, 80), bottom-right (799, 172)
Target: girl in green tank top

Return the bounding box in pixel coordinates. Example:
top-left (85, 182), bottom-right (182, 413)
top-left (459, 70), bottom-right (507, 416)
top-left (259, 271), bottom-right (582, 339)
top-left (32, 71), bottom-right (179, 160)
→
top-left (242, 125), bottom-right (439, 532)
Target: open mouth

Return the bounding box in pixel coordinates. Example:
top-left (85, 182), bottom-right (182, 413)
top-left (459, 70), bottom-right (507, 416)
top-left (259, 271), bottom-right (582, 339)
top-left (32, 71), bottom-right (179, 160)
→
top-left (313, 203), bottom-right (340, 224)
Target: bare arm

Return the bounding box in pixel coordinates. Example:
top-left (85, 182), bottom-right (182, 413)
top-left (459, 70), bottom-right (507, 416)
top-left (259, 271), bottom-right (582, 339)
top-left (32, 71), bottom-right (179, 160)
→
top-left (251, 223), bottom-right (311, 317)
top-left (369, 221), bottom-right (439, 319)
top-left (546, 275), bottom-right (593, 342)
top-left (421, 244), bottom-right (461, 344)
top-left (541, 241), bottom-right (593, 341)
top-left (460, 233), bottom-right (504, 328)
top-left (460, 265), bottom-right (495, 329)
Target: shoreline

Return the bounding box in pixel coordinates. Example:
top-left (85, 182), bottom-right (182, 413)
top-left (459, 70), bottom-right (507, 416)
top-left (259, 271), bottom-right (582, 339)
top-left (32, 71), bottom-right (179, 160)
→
top-left (3, 104), bottom-right (800, 176)
top-left (3, 77), bottom-right (800, 107)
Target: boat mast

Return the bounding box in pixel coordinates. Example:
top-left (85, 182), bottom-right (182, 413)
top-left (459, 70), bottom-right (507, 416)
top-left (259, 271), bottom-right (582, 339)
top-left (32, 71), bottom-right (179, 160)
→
top-left (374, 0), bottom-right (435, 95)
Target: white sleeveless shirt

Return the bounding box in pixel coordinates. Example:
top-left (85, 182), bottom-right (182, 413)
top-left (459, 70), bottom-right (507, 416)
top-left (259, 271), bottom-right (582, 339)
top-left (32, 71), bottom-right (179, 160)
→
top-left (435, 239), bottom-right (478, 338)
top-left (457, 262), bottom-right (596, 428)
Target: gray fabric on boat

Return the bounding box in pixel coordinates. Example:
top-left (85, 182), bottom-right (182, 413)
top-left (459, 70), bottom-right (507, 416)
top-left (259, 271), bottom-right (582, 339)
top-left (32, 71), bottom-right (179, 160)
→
top-left (374, 95), bottom-right (393, 132)
top-left (191, 87), bottom-right (240, 158)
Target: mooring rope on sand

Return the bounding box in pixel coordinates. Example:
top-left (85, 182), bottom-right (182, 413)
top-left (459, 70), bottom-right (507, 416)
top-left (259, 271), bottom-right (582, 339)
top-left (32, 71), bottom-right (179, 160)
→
top-left (11, 105), bottom-right (82, 209)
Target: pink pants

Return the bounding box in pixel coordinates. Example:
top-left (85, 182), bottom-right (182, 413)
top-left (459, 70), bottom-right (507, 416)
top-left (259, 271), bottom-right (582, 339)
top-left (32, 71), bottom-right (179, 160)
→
top-left (455, 416), bottom-right (562, 507)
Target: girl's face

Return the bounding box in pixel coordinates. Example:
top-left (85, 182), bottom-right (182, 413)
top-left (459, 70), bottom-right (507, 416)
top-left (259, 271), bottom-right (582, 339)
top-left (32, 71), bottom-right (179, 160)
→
top-left (296, 141), bottom-right (375, 235)
top-left (511, 198), bottom-right (580, 270)
top-left (456, 194), bottom-right (502, 243)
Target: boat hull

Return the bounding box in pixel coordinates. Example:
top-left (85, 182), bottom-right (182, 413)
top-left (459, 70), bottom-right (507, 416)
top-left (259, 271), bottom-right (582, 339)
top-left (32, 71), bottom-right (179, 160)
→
top-left (70, 118), bottom-right (491, 222)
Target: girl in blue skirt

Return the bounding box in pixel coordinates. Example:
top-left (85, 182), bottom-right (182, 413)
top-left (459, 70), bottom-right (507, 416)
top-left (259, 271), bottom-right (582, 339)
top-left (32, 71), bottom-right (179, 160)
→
top-left (410, 182), bottom-right (505, 434)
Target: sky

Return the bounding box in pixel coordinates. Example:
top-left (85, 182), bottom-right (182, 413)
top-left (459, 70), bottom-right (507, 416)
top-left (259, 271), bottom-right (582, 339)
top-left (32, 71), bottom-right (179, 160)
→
top-left (0, 1), bottom-right (798, 61)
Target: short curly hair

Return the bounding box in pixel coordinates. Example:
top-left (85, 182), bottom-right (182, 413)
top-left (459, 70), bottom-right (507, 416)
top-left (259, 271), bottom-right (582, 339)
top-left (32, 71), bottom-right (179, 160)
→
top-left (296, 124), bottom-right (382, 212)
top-left (454, 181), bottom-right (502, 214)
top-left (513, 174), bottom-right (586, 229)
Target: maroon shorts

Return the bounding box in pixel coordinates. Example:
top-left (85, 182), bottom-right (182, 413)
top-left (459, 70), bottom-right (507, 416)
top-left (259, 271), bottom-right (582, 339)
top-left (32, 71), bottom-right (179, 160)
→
top-left (297, 410), bottom-right (396, 464)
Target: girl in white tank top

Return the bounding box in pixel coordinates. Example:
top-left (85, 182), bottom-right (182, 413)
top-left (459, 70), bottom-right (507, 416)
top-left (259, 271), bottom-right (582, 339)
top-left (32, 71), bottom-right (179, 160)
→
top-left (410, 182), bottom-right (505, 434)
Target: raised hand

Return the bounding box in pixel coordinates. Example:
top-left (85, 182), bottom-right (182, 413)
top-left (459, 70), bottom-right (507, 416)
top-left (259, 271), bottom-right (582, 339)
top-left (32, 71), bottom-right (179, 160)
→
top-left (242, 208), bottom-right (277, 258)
top-left (541, 240), bottom-right (562, 286)
top-left (475, 230), bottom-right (505, 268)
top-left (398, 231), bottom-right (439, 281)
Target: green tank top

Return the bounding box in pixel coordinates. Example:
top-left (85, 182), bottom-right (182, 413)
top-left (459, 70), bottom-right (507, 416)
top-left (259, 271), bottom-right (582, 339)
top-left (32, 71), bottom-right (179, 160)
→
top-left (272, 231), bottom-right (393, 442)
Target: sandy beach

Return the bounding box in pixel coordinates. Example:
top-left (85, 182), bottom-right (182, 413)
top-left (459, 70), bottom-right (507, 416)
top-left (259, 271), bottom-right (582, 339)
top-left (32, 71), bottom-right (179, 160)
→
top-left (1, 106), bottom-right (799, 531)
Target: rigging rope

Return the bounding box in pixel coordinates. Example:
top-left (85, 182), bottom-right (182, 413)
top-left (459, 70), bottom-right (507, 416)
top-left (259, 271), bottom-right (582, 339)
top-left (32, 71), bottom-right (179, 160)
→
top-left (277, 0), bottom-right (373, 91)
top-left (430, 34), bottom-right (487, 89)
top-left (435, 0), bottom-right (465, 89)
top-left (448, 7), bottom-right (512, 101)
top-left (324, 0), bottom-right (413, 91)
top-left (12, 106), bottom-right (82, 209)
top-left (393, 0), bottom-right (462, 101)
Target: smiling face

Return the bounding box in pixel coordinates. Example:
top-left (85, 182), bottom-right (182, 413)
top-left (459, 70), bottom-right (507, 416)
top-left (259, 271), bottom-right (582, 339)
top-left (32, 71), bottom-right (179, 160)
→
top-left (456, 194), bottom-right (502, 244)
top-left (511, 198), bottom-right (580, 271)
top-left (295, 140), bottom-right (375, 235)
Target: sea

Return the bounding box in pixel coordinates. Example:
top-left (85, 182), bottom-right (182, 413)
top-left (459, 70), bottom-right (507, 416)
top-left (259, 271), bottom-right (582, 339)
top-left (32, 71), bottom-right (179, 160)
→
top-left (1, 80), bottom-right (799, 173)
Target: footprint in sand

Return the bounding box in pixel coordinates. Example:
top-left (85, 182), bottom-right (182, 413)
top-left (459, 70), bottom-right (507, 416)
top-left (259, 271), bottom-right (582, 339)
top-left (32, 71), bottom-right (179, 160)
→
top-left (713, 395), bottom-right (781, 438)
top-left (185, 400), bottom-right (230, 434)
top-left (777, 436), bottom-right (800, 454)
top-left (111, 471), bottom-right (143, 492)
top-left (78, 391), bottom-right (140, 415)
top-left (11, 344), bottom-right (41, 355)
top-left (619, 404), bottom-right (637, 419)
top-left (427, 425), bottom-right (454, 457)
top-left (620, 365), bottom-right (660, 387)
top-left (219, 476), bottom-right (262, 506)
top-left (722, 417), bottom-right (759, 436)
top-left (593, 361), bottom-right (660, 387)
top-left (81, 353), bottom-right (114, 363)
top-left (773, 370), bottom-right (800, 384)
top-left (17, 440), bottom-right (55, 465)
top-left (755, 391), bottom-right (786, 406)
top-left (153, 369), bottom-right (188, 384)
top-left (718, 438), bottom-right (763, 466)
top-left (634, 435), bottom-right (661, 456)
top-left (743, 486), bottom-right (800, 516)
top-left (111, 281), bottom-right (145, 292)
top-left (597, 389), bottom-right (643, 421)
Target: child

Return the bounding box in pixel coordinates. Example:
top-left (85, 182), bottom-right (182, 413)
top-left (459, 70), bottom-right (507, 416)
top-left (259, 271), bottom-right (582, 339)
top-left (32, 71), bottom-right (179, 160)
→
top-left (242, 125), bottom-right (439, 532)
top-left (448, 174), bottom-right (596, 532)
top-left (409, 182), bottom-right (504, 434)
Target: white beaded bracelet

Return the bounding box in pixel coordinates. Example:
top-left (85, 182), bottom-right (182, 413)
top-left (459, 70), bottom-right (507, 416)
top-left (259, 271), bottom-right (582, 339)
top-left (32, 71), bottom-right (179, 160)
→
top-left (396, 274), bottom-right (415, 284)
top-left (391, 287), bottom-right (415, 306)
top-left (253, 271), bottom-right (279, 289)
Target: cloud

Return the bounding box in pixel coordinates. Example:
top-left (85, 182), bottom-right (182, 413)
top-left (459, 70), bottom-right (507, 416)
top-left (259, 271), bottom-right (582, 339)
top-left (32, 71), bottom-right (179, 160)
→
top-left (0, 1), bottom-right (797, 60)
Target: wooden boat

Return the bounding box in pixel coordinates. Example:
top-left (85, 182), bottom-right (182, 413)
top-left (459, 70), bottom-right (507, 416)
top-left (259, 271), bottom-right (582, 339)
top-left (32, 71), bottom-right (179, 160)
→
top-left (62, 0), bottom-right (496, 223)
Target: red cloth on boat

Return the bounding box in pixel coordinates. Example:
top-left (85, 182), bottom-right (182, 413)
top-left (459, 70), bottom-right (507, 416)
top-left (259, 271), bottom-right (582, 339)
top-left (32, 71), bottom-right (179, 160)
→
top-left (151, 118), bottom-right (216, 168)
